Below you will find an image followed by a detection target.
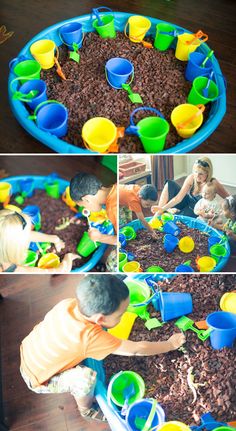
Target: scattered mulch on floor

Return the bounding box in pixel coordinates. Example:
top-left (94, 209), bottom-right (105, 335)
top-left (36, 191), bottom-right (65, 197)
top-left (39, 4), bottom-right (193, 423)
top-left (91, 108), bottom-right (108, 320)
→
top-left (39, 31), bottom-right (211, 153)
top-left (104, 274), bottom-right (236, 424)
top-left (124, 222), bottom-right (213, 272)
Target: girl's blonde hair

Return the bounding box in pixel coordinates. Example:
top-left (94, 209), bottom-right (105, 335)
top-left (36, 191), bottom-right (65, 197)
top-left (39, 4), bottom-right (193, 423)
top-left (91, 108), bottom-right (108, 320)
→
top-left (0, 210), bottom-right (31, 266)
top-left (192, 156), bottom-right (213, 194)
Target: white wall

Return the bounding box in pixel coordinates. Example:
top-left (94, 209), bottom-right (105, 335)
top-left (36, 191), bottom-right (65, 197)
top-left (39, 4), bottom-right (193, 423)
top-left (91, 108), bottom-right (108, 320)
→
top-left (173, 156), bottom-right (187, 180)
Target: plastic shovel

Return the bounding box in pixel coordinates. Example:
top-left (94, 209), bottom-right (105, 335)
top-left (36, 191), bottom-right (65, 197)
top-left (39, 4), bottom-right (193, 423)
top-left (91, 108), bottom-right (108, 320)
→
top-left (92, 8), bottom-right (104, 26)
top-left (202, 71), bottom-right (214, 98)
top-left (177, 104), bottom-right (205, 129)
top-left (54, 57), bottom-right (66, 80)
top-left (121, 383), bottom-right (136, 416)
top-left (175, 316), bottom-right (212, 341)
top-left (135, 399), bottom-right (157, 431)
top-left (122, 83), bottom-right (143, 104)
top-left (186, 30), bottom-right (207, 45)
top-left (201, 50), bottom-right (214, 67)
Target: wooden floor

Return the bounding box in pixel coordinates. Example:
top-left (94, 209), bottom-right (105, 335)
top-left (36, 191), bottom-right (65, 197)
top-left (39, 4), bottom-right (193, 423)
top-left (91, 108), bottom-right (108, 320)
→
top-left (0, 275), bottom-right (110, 431)
top-left (1, 0), bottom-right (236, 154)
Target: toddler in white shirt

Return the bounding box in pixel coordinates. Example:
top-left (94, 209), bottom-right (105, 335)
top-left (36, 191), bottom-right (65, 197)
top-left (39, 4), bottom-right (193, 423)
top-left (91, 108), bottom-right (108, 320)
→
top-left (194, 182), bottom-right (220, 222)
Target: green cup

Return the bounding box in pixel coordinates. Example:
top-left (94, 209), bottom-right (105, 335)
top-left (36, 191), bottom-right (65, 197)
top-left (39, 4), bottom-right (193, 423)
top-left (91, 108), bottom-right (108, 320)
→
top-left (138, 117), bottom-right (170, 153)
top-left (161, 213), bottom-right (174, 223)
top-left (146, 265), bottom-right (165, 272)
top-left (120, 226), bottom-right (136, 241)
top-left (210, 244), bottom-right (227, 264)
top-left (108, 370), bottom-right (145, 407)
top-left (187, 76), bottom-right (219, 105)
top-left (119, 252), bottom-right (128, 272)
top-left (125, 280), bottom-right (150, 317)
top-left (77, 231), bottom-right (100, 257)
top-left (13, 60), bottom-right (41, 84)
top-left (93, 15), bottom-right (116, 38)
top-left (154, 23), bottom-right (176, 51)
top-left (44, 181), bottom-right (60, 199)
top-left (23, 250), bottom-right (38, 267)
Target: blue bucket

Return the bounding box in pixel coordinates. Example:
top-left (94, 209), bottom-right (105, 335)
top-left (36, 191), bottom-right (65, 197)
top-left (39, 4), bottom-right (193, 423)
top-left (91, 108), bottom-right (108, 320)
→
top-left (22, 204), bottom-right (41, 228)
top-left (126, 399), bottom-right (165, 431)
top-left (185, 52), bottom-right (213, 82)
top-left (175, 264), bottom-right (195, 272)
top-left (119, 233), bottom-right (127, 248)
top-left (59, 22), bottom-right (83, 50)
top-left (19, 178), bottom-right (34, 197)
top-left (164, 234), bottom-right (179, 253)
top-left (206, 311), bottom-right (236, 349)
top-left (36, 102), bottom-right (68, 137)
top-left (19, 79), bottom-right (47, 110)
top-left (163, 221), bottom-right (180, 237)
top-left (208, 235), bottom-right (221, 251)
top-left (159, 291), bottom-right (193, 321)
top-left (105, 57), bottom-right (134, 89)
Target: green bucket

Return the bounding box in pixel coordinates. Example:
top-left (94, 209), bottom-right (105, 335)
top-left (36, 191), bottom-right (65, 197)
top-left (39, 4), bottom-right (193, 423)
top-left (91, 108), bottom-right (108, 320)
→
top-left (210, 244), bottom-right (227, 263)
top-left (119, 252), bottom-right (128, 272)
top-left (93, 15), bottom-right (116, 38)
top-left (120, 226), bottom-right (137, 241)
top-left (154, 23), bottom-right (176, 51)
top-left (138, 117), bottom-right (170, 153)
top-left (77, 231), bottom-right (100, 257)
top-left (187, 76), bottom-right (219, 105)
top-left (146, 265), bottom-right (165, 272)
top-left (23, 250), bottom-right (38, 267)
top-left (13, 60), bottom-right (41, 85)
top-left (108, 370), bottom-right (145, 407)
top-left (44, 181), bottom-right (60, 199)
top-left (125, 280), bottom-right (150, 317)
top-left (161, 213), bottom-right (174, 223)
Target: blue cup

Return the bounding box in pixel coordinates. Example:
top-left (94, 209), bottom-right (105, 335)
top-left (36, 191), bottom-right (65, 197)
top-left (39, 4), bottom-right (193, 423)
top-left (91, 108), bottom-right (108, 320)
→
top-left (126, 399), bottom-right (165, 431)
top-left (185, 52), bottom-right (213, 82)
top-left (208, 236), bottom-right (221, 252)
top-left (175, 264), bottom-right (195, 272)
top-left (163, 221), bottom-right (180, 236)
top-left (59, 22), bottom-right (83, 50)
top-left (19, 178), bottom-right (34, 198)
top-left (119, 233), bottom-right (127, 248)
top-left (206, 311), bottom-right (236, 349)
top-left (18, 79), bottom-right (47, 110)
top-left (159, 291), bottom-right (193, 321)
top-left (36, 103), bottom-right (68, 137)
top-left (22, 205), bottom-right (41, 229)
top-left (164, 234), bottom-right (179, 253)
top-left (105, 57), bottom-right (134, 89)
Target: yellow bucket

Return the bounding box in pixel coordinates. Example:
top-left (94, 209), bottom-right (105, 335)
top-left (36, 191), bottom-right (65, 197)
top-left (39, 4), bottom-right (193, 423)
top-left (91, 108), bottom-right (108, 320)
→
top-left (178, 236), bottom-right (195, 253)
top-left (126, 15), bottom-right (151, 43)
top-left (158, 421), bottom-right (192, 431)
top-left (108, 311), bottom-right (137, 339)
top-left (148, 218), bottom-right (163, 229)
top-left (220, 292), bottom-right (236, 313)
top-left (122, 261), bottom-right (141, 272)
top-left (197, 256), bottom-right (216, 272)
top-left (175, 31), bottom-right (208, 61)
top-left (4, 204), bottom-right (22, 213)
top-left (82, 117), bottom-right (124, 153)
top-left (30, 39), bottom-right (58, 69)
top-left (62, 186), bottom-right (77, 208)
top-left (89, 209), bottom-right (107, 223)
top-left (38, 253), bottom-right (60, 269)
top-left (0, 182), bottom-right (12, 203)
top-left (171, 104), bottom-right (204, 139)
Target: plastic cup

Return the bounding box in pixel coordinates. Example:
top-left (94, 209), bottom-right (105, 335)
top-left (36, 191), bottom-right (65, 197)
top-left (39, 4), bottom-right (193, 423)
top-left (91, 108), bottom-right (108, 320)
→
top-left (23, 250), bottom-right (38, 267)
top-left (171, 103), bottom-right (204, 139)
top-left (127, 15), bottom-right (151, 43)
top-left (36, 103), bottom-right (68, 138)
top-left (119, 233), bottom-right (127, 248)
top-left (30, 39), bottom-right (57, 69)
top-left (210, 244), bottom-right (228, 263)
top-left (146, 265), bottom-right (165, 272)
top-left (82, 117), bottom-right (123, 153)
top-left (159, 291), bottom-right (193, 321)
top-left (108, 370), bottom-right (145, 407)
top-left (123, 261), bottom-right (141, 272)
top-left (154, 23), bottom-right (176, 51)
top-left (208, 236), bottom-right (221, 251)
top-left (175, 33), bottom-right (202, 61)
top-left (187, 76), bottom-right (219, 105)
top-left (178, 236), bottom-right (195, 253)
top-left (19, 79), bottom-right (47, 110)
top-left (38, 253), bottom-right (60, 269)
top-left (19, 178), bottom-right (34, 198)
top-left (105, 58), bottom-right (134, 89)
top-left (206, 311), bottom-right (236, 349)
top-left (175, 264), bottom-right (194, 272)
top-left (149, 218), bottom-right (163, 229)
top-left (12, 59), bottom-right (41, 84)
top-left (164, 234), bottom-right (179, 253)
top-left (119, 252), bottom-right (128, 272)
top-left (197, 256), bottom-right (216, 272)
top-left (185, 52), bottom-right (213, 82)
top-left (108, 311), bottom-right (137, 340)
top-left (126, 399), bottom-right (165, 431)
top-left (158, 421), bottom-right (192, 431)
top-left (0, 182), bottom-right (12, 203)
top-left (220, 292), bottom-right (236, 313)
top-left (137, 116), bottom-right (170, 153)
top-left (93, 14), bottom-right (116, 39)
top-left (163, 221), bottom-right (180, 236)
top-left (22, 205), bottom-right (41, 228)
top-left (44, 181), bottom-right (60, 199)
top-left (77, 231), bottom-right (100, 257)
top-left (161, 213), bottom-right (174, 223)
top-left (125, 280), bottom-right (150, 317)
top-left (120, 226), bottom-right (136, 241)
top-left (59, 22), bottom-right (83, 50)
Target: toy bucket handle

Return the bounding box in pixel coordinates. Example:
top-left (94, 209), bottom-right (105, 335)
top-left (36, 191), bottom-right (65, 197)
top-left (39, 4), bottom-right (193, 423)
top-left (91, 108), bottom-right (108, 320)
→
top-left (92, 7), bottom-right (115, 23)
top-left (10, 76), bottom-right (34, 101)
top-left (124, 20), bottom-right (149, 44)
top-left (130, 107), bottom-right (164, 126)
top-left (105, 67), bottom-right (134, 90)
top-left (28, 99), bottom-right (63, 120)
top-left (9, 55), bottom-right (28, 71)
top-left (58, 28), bottom-right (85, 49)
top-left (132, 291), bottom-right (160, 308)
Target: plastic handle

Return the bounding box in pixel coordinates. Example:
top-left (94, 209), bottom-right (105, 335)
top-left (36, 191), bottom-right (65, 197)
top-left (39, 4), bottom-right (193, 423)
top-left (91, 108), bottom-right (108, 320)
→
top-left (143, 399), bottom-right (157, 431)
top-left (201, 50), bottom-right (214, 67)
top-left (105, 68), bottom-right (134, 90)
top-left (9, 55), bottom-right (28, 71)
top-left (124, 20), bottom-right (150, 44)
top-left (186, 30), bottom-right (208, 45)
top-left (132, 291), bottom-right (160, 308)
top-left (58, 28), bottom-right (85, 48)
top-left (10, 76), bottom-right (36, 100)
top-left (28, 100), bottom-right (63, 120)
top-left (130, 107), bottom-right (164, 126)
top-left (177, 104), bottom-right (205, 129)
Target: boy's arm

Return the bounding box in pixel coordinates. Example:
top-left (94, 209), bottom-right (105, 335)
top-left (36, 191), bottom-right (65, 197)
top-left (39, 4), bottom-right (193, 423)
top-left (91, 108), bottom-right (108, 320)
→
top-left (88, 228), bottom-right (117, 246)
top-left (112, 333), bottom-right (185, 356)
top-left (135, 211), bottom-right (156, 235)
top-left (29, 231), bottom-right (65, 251)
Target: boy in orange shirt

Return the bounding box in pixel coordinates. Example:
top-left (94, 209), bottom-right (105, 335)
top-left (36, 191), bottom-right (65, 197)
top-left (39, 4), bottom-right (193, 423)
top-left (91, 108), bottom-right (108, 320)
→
top-left (20, 275), bottom-right (185, 423)
top-left (119, 184), bottom-right (158, 236)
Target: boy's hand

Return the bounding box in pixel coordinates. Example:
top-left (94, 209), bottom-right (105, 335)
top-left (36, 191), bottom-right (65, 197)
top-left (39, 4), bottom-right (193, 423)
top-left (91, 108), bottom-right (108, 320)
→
top-left (70, 215), bottom-right (81, 225)
top-left (151, 205), bottom-right (163, 215)
top-left (88, 227), bottom-right (102, 242)
top-left (66, 253), bottom-right (81, 261)
top-left (150, 230), bottom-right (158, 239)
top-left (53, 236), bottom-right (65, 252)
top-left (168, 333), bottom-right (186, 350)
top-left (225, 229), bottom-right (234, 237)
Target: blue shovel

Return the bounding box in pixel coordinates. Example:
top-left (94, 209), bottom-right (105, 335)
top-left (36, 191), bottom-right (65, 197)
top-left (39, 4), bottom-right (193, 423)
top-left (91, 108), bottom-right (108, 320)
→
top-left (202, 70), bottom-right (214, 98)
top-left (121, 383), bottom-right (136, 416)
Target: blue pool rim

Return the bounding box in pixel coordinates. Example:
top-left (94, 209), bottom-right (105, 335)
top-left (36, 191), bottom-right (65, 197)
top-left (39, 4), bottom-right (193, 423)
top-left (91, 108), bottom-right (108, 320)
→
top-left (8, 12), bottom-right (226, 154)
top-left (0, 175), bottom-right (113, 272)
top-left (121, 215), bottom-right (230, 272)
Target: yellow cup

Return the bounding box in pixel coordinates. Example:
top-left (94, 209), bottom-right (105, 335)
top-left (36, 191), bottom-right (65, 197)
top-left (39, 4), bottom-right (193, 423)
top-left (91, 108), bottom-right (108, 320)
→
top-left (158, 421), bottom-right (192, 431)
top-left (197, 256), bottom-right (216, 272)
top-left (89, 209), bottom-right (108, 223)
top-left (0, 182), bottom-right (12, 203)
top-left (4, 204), bottom-right (22, 213)
top-left (62, 186), bottom-right (77, 208)
top-left (148, 218), bottom-right (163, 230)
top-left (82, 117), bottom-right (124, 153)
top-left (38, 253), bottom-right (60, 269)
top-left (122, 261), bottom-right (141, 272)
top-left (30, 39), bottom-right (58, 69)
top-left (220, 292), bottom-right (236, 313)
top-left (126, 15), bottom-right (151, 42)
top-left (108, 311), bottom-right (137, 339)
top-left (178, 236), bottom-right (195, 253)
top-left (171, 104), bottom-right (204, 139)
top-left (175, 33), bottom-right (201, 61)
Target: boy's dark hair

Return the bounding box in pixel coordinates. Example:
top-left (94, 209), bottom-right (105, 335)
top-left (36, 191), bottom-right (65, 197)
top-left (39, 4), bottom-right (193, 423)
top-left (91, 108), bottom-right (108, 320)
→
top-left (76, 275), bottom-right (129, 317)
top-left (139, 184), bottom-right (157, 202)
top-left (224, 195), bottom-right (236, 215)
top-left (70, 173), bottom-right (102, 202)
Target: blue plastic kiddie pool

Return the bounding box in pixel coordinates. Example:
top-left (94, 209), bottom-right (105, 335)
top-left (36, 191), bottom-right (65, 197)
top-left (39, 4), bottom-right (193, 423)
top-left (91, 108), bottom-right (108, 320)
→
top-left (0, 175), bottom-right (114, 272)
top-left (8, 12), bottom-right (226, 154)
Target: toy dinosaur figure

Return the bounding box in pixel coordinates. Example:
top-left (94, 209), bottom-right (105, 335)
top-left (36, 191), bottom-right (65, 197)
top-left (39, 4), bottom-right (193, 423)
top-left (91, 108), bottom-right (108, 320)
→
top-left (55, 217), bottom-right (71, 231)
top-left (0, 25), bottom-right (14, 44)
top-left (187, 366), bottom-right (206, 404)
